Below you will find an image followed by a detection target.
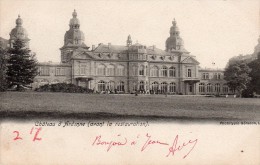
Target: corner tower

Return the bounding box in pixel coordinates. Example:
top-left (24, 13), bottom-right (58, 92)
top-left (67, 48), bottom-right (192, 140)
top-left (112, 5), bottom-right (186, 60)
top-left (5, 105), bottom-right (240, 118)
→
top-left (9, 15), bottom-right (30, 48)
top-left (60, 10), bottom-right (89, 63)
top-left (165, 19), bottom-right (186, 52)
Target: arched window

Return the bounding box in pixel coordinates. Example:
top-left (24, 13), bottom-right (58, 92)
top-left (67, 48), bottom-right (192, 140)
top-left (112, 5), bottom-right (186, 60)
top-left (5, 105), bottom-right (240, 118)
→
top-left (107, 81), bottom-right (115, 91)
top-left (117, 65), bottom-right (125, 76)
top-left (150, 66), bottom-right (159, 77)
top-left (107, 65), bottom-right (115, 76)
top-left (206, 83), bottom-right (213, 93)
top-left (187, 69), bottom-right (192, 77)
top-left (161, 82), bottom-right (168, 93)
top-left (223, 84), bottom-right (229, 93)
top-left (139, 65), bottom-right (145, 76)
top-left (117, 81), bottom-right (125, 92)
top-left (139, 81), bottom-right (145, 91)
top-left (97, 64), bottom-right (106, 76)
top-left (215, 83), bottom-right (220, 93)
top-left (161, 66), bottom-right (168, 77)
top-left (169, 66), bottom-right (176, 77)
top-left (169, 82), bottom-right (176, 93)
top-left (98, 81), bottom-right (106, 92)
top-left (151, 82), bottom-right (159, 93)
top-left (199, 83), bottom-right (205, 93)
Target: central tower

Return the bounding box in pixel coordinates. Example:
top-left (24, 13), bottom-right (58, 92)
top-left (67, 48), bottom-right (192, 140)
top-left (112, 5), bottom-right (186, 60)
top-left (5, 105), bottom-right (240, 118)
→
top-left (60, 10), bottom-right (89, 63)
top-left (165, 19), bottom-right (186, 52)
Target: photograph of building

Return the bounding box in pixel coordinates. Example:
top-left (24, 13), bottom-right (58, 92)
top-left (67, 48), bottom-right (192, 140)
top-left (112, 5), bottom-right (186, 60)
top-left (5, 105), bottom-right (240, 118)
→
top-left (2, 10), bottom-right (234, 95)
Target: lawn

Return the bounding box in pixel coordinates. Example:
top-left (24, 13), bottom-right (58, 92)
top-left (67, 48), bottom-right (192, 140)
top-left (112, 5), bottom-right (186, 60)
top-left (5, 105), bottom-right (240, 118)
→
top-left (0, 92), bottom-right (260, 120)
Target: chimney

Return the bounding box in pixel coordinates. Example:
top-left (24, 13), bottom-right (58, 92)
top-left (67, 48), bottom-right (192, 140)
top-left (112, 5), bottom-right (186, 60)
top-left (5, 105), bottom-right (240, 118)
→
top-left (108, 43), bottom-right (111, 49)
top-left (92, 45), bottom-right (95, 50)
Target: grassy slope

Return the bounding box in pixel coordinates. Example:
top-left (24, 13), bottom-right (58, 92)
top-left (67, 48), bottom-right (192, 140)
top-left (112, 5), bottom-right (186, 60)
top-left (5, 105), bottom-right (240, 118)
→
top-left (0, 92), bottom-right (260, 120)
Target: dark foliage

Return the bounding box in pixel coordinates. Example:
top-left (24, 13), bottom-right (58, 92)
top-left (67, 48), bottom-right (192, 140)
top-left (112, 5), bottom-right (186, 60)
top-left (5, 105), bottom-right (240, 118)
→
top-left (6, 39), bottom-right (38, 91)
top-left (224, 60), bottom-right (251, 97)
top-left (0, 47), bottom-right (8, 91)
top-left (247, 56), bottom-right (260, 95)
top-left (35, 83), bottom-right (94, 93)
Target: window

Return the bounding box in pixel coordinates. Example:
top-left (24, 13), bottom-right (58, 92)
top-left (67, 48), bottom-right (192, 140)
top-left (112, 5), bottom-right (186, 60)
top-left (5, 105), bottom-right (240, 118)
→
top-left (98, 81), bottom-right (106, 92)
top-left (139, 81), bottom-right (145, 91)
top-left (161, 66), bottom-right (168, 77)
top-left (206, 83), bottom-right (213, 93)
top-left (117, 81), bottom-right (125, 92)
top-left (151, 82), bottom-right (159, 92)
top-left (132, 65), bottom-right (137, 76)
top-left (139, 65), bottom-right (144, 76)
top-left (169, 82), bottom-right (176, 93)
top-left (187, 69), bottom-right (191, 77)
top-left (169, 67), bottom-right (176, 77)
top-left (117, 65), bottom-right (125, 76)
top-left (161, 82), bottom-right (168, 93)
top-left (97, 64), bottom-right (106, 76)
top-left (202, 73), bottom-right (209, 79)
top-left (199, 83), bottom-right (205, 93)
top-left (150, 66), bottom-right (159, 77)
top-left (223, 84), bottom-right (229, 93)
top-left (80, 64), bottom-right (86, 75)
top-left (107, 81), bottom-right (115, 91)
top-left (107, 65), bottom-right (115, 76)
top-left (55, 67), bottom-right (65, 76)
top-left (215, 83), bottom-right (220, 93)
top-left (39, 67), bottom-right (50, 76)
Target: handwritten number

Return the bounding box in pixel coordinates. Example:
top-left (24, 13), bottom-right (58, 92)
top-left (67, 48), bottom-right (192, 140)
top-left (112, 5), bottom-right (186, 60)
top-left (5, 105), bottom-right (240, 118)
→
top-left (13, 131), bottom-right (22, 141)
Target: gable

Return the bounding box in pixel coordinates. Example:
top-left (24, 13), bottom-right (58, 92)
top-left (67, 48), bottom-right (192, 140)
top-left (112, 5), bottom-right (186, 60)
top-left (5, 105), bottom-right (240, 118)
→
top-left (181, 56), bottom-right (200, 65)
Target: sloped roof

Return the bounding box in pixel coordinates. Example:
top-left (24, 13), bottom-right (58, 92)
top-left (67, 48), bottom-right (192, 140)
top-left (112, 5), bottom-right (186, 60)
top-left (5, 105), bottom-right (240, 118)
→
top-left (147, 46), bottom-right (172, 56)
top-left (93, 43), bottom-right (128, 53)
top-left (38, 62), bottom-right (71, 67)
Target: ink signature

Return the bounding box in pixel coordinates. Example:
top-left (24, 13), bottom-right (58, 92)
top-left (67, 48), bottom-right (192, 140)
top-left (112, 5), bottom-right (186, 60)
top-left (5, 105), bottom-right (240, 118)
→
top-left (92, 133), bottom-right (198, 158)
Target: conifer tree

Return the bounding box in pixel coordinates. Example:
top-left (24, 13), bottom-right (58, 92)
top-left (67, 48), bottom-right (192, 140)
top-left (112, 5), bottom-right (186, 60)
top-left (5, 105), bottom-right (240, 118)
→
top-left (0, 46), bottom-right (8, 91)
top-left (6, 39), bottom-right (38, 91)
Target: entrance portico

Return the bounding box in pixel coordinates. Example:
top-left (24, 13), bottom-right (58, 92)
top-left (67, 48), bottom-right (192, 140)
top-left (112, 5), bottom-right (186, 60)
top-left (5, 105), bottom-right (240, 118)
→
top-left (183, 79), bottom-right (200, 95)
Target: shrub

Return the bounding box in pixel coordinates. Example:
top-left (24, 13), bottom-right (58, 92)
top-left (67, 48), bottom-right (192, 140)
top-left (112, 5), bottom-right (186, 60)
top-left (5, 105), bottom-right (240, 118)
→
top-left (35, 83), bottom-right (94, 93)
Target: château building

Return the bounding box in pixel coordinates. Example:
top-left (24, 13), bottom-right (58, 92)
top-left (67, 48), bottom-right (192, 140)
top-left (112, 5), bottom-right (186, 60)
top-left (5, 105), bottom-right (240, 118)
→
top-left (2, 10), bottom-right (238, 95)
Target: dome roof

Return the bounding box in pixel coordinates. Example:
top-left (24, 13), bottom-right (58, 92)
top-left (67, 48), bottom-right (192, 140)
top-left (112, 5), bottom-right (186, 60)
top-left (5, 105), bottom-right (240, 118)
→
top-left (16, 15), bottom-right (23, 26)
top-left (10, 15), bottom-right (29, 40)
top-left (170, 19), bottom-right (180, 35)
top-left (65, 29), bottom-right (85, 41)
top-left (69, 9), bottom-right (80, 27)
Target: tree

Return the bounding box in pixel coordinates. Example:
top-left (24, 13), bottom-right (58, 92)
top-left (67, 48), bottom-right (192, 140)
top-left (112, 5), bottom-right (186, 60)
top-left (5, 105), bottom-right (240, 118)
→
top-left (224, 60), bottom-right (251, 97)
top-left (6, 39), bottom-right (38, 91)
top-left (247, 53), bottom-right (260, 95)
top-left (0, 47), bottom-right (8, 91)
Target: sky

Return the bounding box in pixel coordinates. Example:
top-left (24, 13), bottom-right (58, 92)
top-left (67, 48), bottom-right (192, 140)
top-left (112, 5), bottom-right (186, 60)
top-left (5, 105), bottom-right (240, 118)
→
top-left (0, 0), bottom-right (259, 68)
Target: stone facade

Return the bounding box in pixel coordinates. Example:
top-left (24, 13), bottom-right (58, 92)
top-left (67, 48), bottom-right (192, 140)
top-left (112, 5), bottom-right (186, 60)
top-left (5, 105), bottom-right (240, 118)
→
top-left (2, 11), bottom-right (237, 95)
